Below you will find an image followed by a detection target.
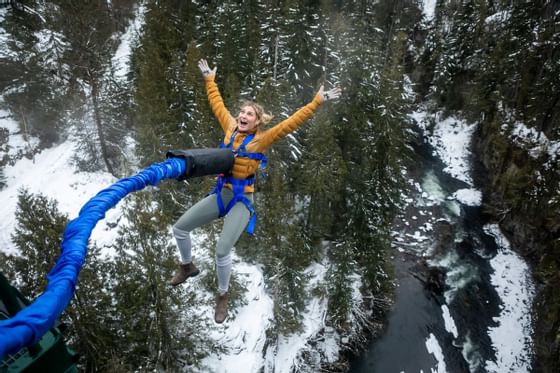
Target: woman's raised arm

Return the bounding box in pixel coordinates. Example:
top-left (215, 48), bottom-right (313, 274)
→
top-left (260, 84), bottom-right (341, 148)
top-left (198, 59), bottom-right (235, 132)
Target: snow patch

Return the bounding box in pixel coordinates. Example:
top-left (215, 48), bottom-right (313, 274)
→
top-left (203, 260), bottom-right (274, 373)
top-left (411, 110), bottom-right (478, 185)
top-left (268, 261), bottom-right (339, 372)
top-left (112, 3), bottom-right (146, 79)
top-left (0, 137), bottom-right (117, 255)
top-left (483, 224), bottom-right (535, 373)
top-left (452, 188), bottom-right (482, 206)
top-left (441, 304), bottom-right (458, 339)
top-left (34, 29), bottom-right (67, 54)
top-left (425, 333), bottom-right (447, 373)
top-left (0, 8), bottom-right (17, 59)
top-left (485, 10), bottom-right (511, 24)
top-left (430, 117), bottom-right (477, 185)
top-left (505, 121), bottom-right (560, 165)
top-left (422, 0), bottom-right (437, 21)
top-left (199, 259), bottom-right (338, 373)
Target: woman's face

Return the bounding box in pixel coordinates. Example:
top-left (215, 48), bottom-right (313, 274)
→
top-left (238, 105), bottom-right (259, 132)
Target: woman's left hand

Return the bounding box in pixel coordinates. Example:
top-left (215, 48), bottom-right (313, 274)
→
top-left (318, 85), bottom-right (342, 102)
top-left (198, 59), bottom-right (217, 78)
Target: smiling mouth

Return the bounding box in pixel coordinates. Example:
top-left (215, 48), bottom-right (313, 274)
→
top-left (240, 120), bottom-right (248, 126)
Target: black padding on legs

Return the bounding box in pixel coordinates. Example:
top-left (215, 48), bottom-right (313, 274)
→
top-left (166, 148), bottom-right (234, 180)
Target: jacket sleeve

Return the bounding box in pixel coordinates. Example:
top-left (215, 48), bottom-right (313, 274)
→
top-left (259, 94), bottom-right (322, 148)
top-left (205, 77), bottom-right (235, 132)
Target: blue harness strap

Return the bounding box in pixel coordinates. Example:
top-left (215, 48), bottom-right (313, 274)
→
top-left (213, 130), bottom-right (267, 235)
top-left (213, 175), bottom-right (257, 234)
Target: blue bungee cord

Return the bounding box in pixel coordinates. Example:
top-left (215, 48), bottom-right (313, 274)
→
top-left (0, 157), bottom-right (186, 359)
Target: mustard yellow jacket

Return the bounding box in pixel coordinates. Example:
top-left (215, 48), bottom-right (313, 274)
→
top-left (205, 76), bottom-right (323, 192)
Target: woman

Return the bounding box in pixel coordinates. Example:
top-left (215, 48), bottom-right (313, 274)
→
top-left (169, 59), bottom-right (341, 323)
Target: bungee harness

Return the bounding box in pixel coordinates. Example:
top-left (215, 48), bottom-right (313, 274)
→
top-left (211, 130), bottom-right (267, 235)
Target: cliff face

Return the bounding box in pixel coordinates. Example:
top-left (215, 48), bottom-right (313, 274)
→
top-left (473, 118), bottom-right (560, 372)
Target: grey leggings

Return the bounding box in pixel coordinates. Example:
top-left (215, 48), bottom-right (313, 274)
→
top-left (173, 188), bottom-right (252, 258)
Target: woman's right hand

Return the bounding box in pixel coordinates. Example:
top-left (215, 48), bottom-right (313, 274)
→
top-left (198, 59), bottom-right (217, 78)
top-left (318, 85), bottom-right (342, 102)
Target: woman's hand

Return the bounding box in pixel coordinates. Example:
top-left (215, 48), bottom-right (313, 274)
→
top-left (198, 59), bottom-right (217, 78)
top-left (318, 85), bottom-right (342, 102)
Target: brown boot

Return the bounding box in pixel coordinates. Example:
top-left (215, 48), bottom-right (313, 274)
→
top-left (169, 260), bottom-right (199, 286)
top-left (214, 292), bottom-right (229, 324)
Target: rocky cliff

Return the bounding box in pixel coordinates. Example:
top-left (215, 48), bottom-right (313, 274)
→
top-left (473, 117), bottom-right (560, 372)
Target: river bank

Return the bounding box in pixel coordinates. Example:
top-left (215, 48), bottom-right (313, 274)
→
top-left (350, 109), bottom-right (536, 372)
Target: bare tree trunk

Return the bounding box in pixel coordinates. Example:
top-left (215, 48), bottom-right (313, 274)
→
top-left (90, 76), bottom-right (115, 176)
top-left (19, 107), bottom-right (35, 163)
top-left (273, 34), bottom-right (279, 81)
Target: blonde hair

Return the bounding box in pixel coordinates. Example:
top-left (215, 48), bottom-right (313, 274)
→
top-left (239, 100), bottom-right (273, 127)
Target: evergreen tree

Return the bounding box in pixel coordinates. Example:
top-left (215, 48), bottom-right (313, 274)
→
top-left (241, 0), bottom-right (269, 92)
top-left (7, 189), bottom-right (67, 298)
top-left (296, 110), bottom-right (347, 242)
top-left (182, 40), bottom-right (219, 149)
top-left (325, 239), bottom-right (355, 327)
top-left (253, 170), bottom-right (309, 334)
top-left (249, 0), bottom-right (282, 90)
top-left (370, 30), bottom-right (410, 229)
top-left (133, 2), bottom-right (212, 215)
top-left (109, 192), bottom-right (209, 370)
top-left (210, 1), bottom-right (250, 90)
top-left (318, 0), bottom-right (410, 325)
top-left (63, 244), bottom-right (118, 372)
top-left (276, 0), bottom-right (324, 96)
top-left (0, 189), bottom-right (116, 371)
top-left (1, 2), bottom-right (67, 147)
top-left (134, 1), bottom-right (197, 165)
top-left (429, 0), bottom-right (485, 110)
top-left (72, 69), bottom-right (134, 176)
top-left (52, 0), bottom-right (136, 176)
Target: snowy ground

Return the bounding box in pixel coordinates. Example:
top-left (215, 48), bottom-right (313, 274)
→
top-left (483, 224), bottom-right (535, 373)
top-left (0, 8), bottom-right (16, 59)
top-left (112, 3), bottom-right (145, 80)
top-left (0, 132), bottom-right (117, 255)
top-left (421, 0), bottom-right (437, 21)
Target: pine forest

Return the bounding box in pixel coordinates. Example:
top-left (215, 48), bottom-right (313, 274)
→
top-left (0, 1), bottom-right (559, 372)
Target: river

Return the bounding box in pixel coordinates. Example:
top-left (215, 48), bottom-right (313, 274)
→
top-left (350, 115), bottom-right (536, 373)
